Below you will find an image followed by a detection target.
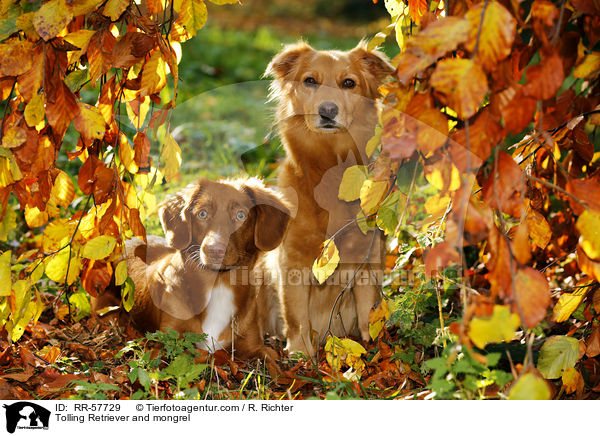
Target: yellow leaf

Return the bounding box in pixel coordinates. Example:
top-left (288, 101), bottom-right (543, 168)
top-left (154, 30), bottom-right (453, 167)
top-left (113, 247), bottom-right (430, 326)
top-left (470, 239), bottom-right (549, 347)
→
top-left (573, 52), bottom-right (600, 79)
top-left (576, 209), bottom-right (600, 261)
top-left (526, 209), bottom-right (551, 249)
top-left (424, 161), bottom-right (461, 191)
top-left (114, 260), bottom-right (127, 286)
top-left (325, 335), bottom-right (367, 374)
top-left (508, 373), bottom-right (551, 400)
top-left (25, 260), bottom-right (44, 284)
top-left (360, 179), bottom-right (388, 215)
top-left (125, 95), bottom-right (150, 129)
top-left (118, 134), bottom-right (138, 173)
top-left (45, 247), bottom-right (81, 285)
top-left (425, 194), bottom-right (451, 218)
top-left (121, 277), bottom-right (135, 312)
top-left (561, 367), bottom-right (582, 394)
top-left (312, 238), bottom-right (340, 284)
top-left (73, 102), bottom-right (105, 141)
top-left (42, 219), bottom-right (74, 252)
top-left (82, 235), bottom-right (117, 260)
top-left (0, 39), bottom-right (33, 76)
top-left (103, 0), bottom-right (129, 20)
top-left (24, 94), bottom-right (46, 128)
top-left (70, 0), bottom-right (103, 16)
top-left (64, 29), bottom-right (96, 63)
top-left (468, 305), bottom-right (520, 349)
top-left (552, 287), bottom-right (587, 322)
top-left (0, 149), bottom-right (23, 187)
top-left (430, 58), bottom-right (489, 119)
top-left (338, 165), bottom-right (368, 202)
top-left (2, 125), bottom-right (25, 149)
top-left (24, 204), bottom-right (49, 228)
top-left (32, 0), bottom-right (73, 41)
top-left (50, 170), bottom-right (75, 208)
top-left (175, 0), bottom-right (207, 37)
top-left (368, 299), bottom-right (390, 340)
top-left (0, 205), bottom-right (16, 241)
top-left (160, 134), bottom-right (182, 182)
top-left (141, 50), bottom-right (167, 96)
top-left (0, 250), bottom-right (11, 297)
top-left (366, 125), bottom-right (382, 157)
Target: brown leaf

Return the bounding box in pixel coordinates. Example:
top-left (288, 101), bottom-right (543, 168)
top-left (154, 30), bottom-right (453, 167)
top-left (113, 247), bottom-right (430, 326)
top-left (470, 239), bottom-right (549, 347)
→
top-left (431, 58), bottom-right (489, 119)
top-left (130, 208), bottom-right (146, 242)
top-left (424, 241), bottom-right (461, 277)
top-left (523, 51), bottom-right (564, 100)
top-left (81, 260), bottom-right (113, 297)
top-left (112, 32), bottom-right (155, 68)
top-left (87, 31), bottom-right (116, 87)
top-left (17, 46), bottom-right (44, 102)
top-left (46, 82), bottom-right (80, 137)
top-left (586, 327), bottom-right (600, 358)
top-left (415, 108), bottom-right (448, 154)
top-left (133, 131), bottom-right (151, 171)
top-left (481, 150), bottom-right (524, 217)
top-left (566, 179), bottom-right (600, 215)
top-left (497, 86), bottom-right (537, 135)
top-left (513, 266), bottom-right (550, 328)
top-left (451, 108), bottom-right (502, 162)
top-left (487, 226), bottom-right (513, 299)
top-left (464, 1), bottom-right (517, 71)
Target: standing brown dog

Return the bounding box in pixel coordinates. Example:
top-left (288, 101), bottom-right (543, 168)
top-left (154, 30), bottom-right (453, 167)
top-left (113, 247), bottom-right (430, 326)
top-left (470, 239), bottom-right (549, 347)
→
top-left (264, 41), bottom-right (394, 356)
top-left (93, 177), bottom-right (290, 363)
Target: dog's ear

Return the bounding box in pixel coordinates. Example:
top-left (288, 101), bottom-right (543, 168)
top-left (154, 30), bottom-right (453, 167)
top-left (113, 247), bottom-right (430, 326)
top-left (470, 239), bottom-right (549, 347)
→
top-left (158, 183), bottom-right (198, 250)
top-left (351, 41), bottom-right (395, 82)
top-left (264, 41), bottom-right (313, 79)
top-left (243, 180), bottom-right (291, 252)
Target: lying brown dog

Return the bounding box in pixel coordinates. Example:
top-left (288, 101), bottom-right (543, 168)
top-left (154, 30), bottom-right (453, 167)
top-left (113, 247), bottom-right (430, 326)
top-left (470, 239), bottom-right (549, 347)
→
top-left (93, 177), bottom-right (290, 363)
top-left (264, 41), bottom-right (393, 356)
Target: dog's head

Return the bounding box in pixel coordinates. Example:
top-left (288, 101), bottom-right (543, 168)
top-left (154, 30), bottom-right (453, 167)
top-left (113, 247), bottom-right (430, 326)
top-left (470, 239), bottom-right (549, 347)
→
top-left (265, 41), bottom-right (394, 134)
top-left (158, 178), bottom-right (290, 271)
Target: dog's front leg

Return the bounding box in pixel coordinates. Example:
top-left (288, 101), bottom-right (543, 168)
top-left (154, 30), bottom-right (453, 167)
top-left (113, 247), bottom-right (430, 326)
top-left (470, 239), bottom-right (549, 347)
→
top-left (352, 264), bottom-right (382, 343)
top-left (278, 264), bottom-right (314, 357)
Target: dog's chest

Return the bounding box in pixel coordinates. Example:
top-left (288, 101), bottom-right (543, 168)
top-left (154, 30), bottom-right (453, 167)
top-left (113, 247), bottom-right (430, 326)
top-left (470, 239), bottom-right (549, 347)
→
top-left (198, 284), bottom-right (236, 351)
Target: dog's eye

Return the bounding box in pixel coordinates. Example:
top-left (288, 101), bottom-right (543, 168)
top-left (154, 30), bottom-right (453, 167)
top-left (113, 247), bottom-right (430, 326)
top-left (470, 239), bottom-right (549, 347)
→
top-left (236, 210), bottom-right (246, 221)
top-left (303, 77), bottom-right (318, 87)
top-left (199, 210), bottom-right (208, 219)
top-left (342, 78), bottom-right (356, 89)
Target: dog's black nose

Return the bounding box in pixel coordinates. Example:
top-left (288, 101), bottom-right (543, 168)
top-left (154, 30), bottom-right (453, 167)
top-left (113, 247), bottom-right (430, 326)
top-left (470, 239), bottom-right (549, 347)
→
top-left (318, 102), bottom-right (338, 120)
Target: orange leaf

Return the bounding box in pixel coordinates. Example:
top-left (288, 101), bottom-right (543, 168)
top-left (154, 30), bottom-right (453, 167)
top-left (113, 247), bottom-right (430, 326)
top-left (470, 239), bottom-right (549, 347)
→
top-left (133, 131), bottom-right (151, 172)
top-left (464, 1), bottom-right (516, 71)
top-left (586, 327), bottom-right (600, 358)
top-left (415, 108), bottom-right (448, 154)
top-left (523, 51), bottom-right (564, 100)
top-left (45, 82), bottom-right (80, 137)
top-left (424, 241), bottom-right (461, 277)
top-left (430, 58), bottom-right (488, 119)
top-left (481, 150), bottom-right (524, 217)
top-left (87, 31), bottom-right (116, 87)
top-left (130, 208), bottom-right (146, 242)
top-left (513, 266), bottom-right (550, 328)
top-left (395, 17), bottom-right (470, 83)
top-left (497, 86), bottom-right (537, 135)
top-left (451, 108), bottom-right (502, 162)
top-left (0, 39), bottom-right (34, 76)
top-left (566, 179), bottom-right (600, 215)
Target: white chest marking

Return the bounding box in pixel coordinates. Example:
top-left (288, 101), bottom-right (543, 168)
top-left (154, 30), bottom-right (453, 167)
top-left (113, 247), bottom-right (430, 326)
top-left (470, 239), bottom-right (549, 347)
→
top-left (199, 285), bottom-right (235, 352)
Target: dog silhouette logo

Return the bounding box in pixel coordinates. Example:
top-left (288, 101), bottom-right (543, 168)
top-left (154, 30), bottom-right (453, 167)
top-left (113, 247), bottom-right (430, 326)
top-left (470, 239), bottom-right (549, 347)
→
top-left (3, 402), bottom-right (50, 433)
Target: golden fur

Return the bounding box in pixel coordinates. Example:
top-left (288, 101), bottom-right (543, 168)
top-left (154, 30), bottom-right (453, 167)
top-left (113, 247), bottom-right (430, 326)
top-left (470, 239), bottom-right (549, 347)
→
top-left (264, 41), bottom-right (394, 355)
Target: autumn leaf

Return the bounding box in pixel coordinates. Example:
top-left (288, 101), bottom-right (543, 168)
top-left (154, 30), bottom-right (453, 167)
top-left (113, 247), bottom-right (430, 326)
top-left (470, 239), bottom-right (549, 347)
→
top-left (508, 373), bottom-right (551, 400)
top-left (513, 266), bottom-right (550, 328)
top-left (73, 102), bottom-right (106, 141)
top-left (526, 209), bottom-right (551, 249)
top-left (368, 299), bottom-right (390, 340)
top-left (468, 305), bottom-right (520, 349)
top-left (561, 367), bottom-right (582, 395)
top-left (141, 50), bottom-right (167, 96)
top-left (576, 209), bottom-right (600, 261)
top-left (523, 51), bottom-right (564, 100)
top-left (114, 260), bottom-right (127, 286)
top-left (464, 1), bottom-right (516, 71)
top-left (32, 0), bottom-right (73, 41)
top-left (49, 171), bottom-right (75, 208)
top-left (45, 247), bottom-right (82, 285)
top-left (339, 165), bottom-right (368, 202)
top-left (537, 336), bottom-right (580, 379)
top-left (552, 287), bottom-right (588, 322)
top-left (312, 238), bottom-right (340, 284)
top-left (0, 251), bottom-right (11, 297)
top-left (82, 235), bottom-right (117, 260)
top-left (160, 134), bottom-right (182, 183)
top-left (176, 0), bottom-right (208, 37)
top-left (430, 58), bottom-right (489, 119)
top-left (45, 82), bottom-right (80, 137)
top-left (360, 179), bottom-right (388, 215)
top-left (1, 126), bottom-right (26, 149)
top-left (0, 38), bottom-right (33, 76)
top-left (121, 277), bottom-right (135, 312)
top-left (24, 93), bottom-right (46, 128)
top-left (103, 0), bottom-right (129, 21)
